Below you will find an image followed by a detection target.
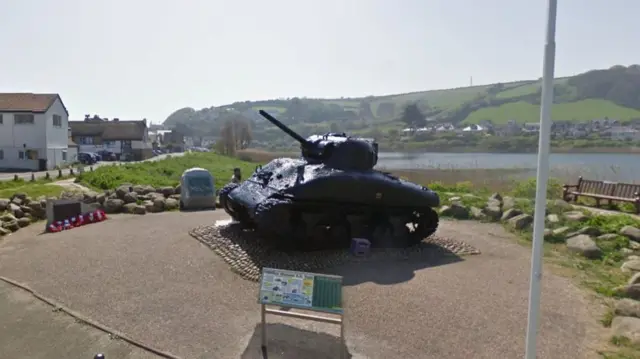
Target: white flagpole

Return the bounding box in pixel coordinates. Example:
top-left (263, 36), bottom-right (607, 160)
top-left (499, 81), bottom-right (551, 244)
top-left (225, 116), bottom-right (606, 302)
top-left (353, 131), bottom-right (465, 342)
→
top-left (524, 0), bottom-right (558, 358)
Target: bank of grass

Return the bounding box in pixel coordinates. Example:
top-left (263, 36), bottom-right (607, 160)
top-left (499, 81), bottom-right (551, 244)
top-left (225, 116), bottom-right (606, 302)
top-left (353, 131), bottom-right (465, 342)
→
top-left (0, 178), bottom-right (66, 199)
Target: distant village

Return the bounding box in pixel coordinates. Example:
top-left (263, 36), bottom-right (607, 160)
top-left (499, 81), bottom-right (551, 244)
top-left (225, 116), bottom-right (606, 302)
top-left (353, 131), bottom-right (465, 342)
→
top-left (402, 118), bottom-right (640, 141)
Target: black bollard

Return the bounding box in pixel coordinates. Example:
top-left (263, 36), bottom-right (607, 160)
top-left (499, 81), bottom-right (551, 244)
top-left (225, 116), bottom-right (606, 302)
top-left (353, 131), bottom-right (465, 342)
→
top-left (94, 354), bottom-right (105, 359)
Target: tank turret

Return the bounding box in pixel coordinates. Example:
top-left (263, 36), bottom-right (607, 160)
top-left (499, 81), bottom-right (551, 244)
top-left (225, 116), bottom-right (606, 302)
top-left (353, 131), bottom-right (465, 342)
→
top-left (258, 110), bottom-right (378, 170)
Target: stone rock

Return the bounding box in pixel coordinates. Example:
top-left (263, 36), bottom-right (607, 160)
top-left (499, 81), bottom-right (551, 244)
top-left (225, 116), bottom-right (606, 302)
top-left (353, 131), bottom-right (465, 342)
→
top-left (115, 185), bottom-right (131, 199)
top-left (629, 272), bottom-right (640, 286)
top-left (133, 185), bottom-right (155, 195)
top-left (611, 316), bottom-right (640, 344)
top-left (615, 299), bottom-right (640, 318)
top-left (96, 193), bottom-right (106, 204)
top-left (502, 196), bottom-right (516, 210)
top-left (123, 192), bottom-right (138, 204)
top-left (0, 198), bottom-right (9, 211)
top-left (621, 260), bottom-right (640, 273)
top-left (174, 184), bottom-right (181, 194)
top-left (152, 198), bottom-right (166, 212)
top-left (489, 193), bottom-right (502, 202)
top-left (470, 206), bottom-right (486, 220)
top-left (104, 198), bottom-right (125, 214)
top-left (630, 241), bottom-right (640, 250)
top-left (9, 203), bottom-right (23, 218)
top-left (543, 228), bottom-right (553, 238)
top-left (614, 284), bottom-right (640, 301)
top-left (164, 198), bottom-right (180, 211)
top-left (0, 226), bottom-right (10, 236)
top-left (17, 217), bottom-right (31, 227)
top-left (622, 248), bottom-right (635, 256)
top-left (563, 211), bottom-right (588, 222)
top-left (449, 196), bottom-right (461, 203)
top-left (566, 234), bottom-right (602, 259)
top-left (1, 220), bottom-right (19, 232)
top-left (508, 214), bottom-right (533, 230)
top-left (0, 213), bottom-right (17, 222)
top-left (19, 205), bottom-right (32, 214)
top-left (439, 203), bottom-right (470, 219)
top-left (122, 203), bottom-right (137, 214)
top-left (552, 226), bottom-right (570, 236)
top-left (132, 205), bottom-right (146, 215)
top-left (169, 194), bottom-right (181, 201)
top-left (501, 208), bottom-right (522, 221)
top-left (546, 214), bottom-right (560, 224)
top-left (621, 226), bottom-right (640, 242)
top-left (159, 186), bottom-right (175, 197)
top-left (566, 226), bottom-right (602, 238)
top-left (630, 256), bottom-right (640, 261)
top-left (82, 191), bottom-right (99, 204)
top-left (143, 200), bottom-right (156, 213)
top-left (482, 203), bottom-right (502, 221)
top-left (11, 197), bottom-right (23, 206)
top-left (551, 199), bottom-right (573, 211)
top-left (13, 192), bottom-right (27, 200)
top-left (597, 233), bottom-right (620, 241)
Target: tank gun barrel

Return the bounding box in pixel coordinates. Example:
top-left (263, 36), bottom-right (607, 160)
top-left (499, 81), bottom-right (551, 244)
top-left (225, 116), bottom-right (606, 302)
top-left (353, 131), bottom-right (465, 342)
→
top-left (258, 110), bottom-right (309, 146)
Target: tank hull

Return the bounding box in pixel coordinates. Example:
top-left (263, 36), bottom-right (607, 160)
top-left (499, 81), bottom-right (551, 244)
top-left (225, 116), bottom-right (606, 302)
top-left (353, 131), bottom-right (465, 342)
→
top-left (219, 157), bottom-right (440, 251)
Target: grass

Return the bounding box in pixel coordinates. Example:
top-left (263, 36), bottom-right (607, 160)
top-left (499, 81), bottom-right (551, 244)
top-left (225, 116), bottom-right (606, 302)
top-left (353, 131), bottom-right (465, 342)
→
top-left (495, 78), bottom-right (569, 99)
top-left (462, 99), bottom-right (640, 124)
top-left (0, 178), bottom-right (66, 199)
top-left (78, 152), bottom-right (258, 191)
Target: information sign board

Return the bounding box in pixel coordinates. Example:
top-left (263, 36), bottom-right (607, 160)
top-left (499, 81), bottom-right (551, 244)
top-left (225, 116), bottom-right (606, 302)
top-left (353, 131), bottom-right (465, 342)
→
top-left (258, 268), bottom-right (343, 314)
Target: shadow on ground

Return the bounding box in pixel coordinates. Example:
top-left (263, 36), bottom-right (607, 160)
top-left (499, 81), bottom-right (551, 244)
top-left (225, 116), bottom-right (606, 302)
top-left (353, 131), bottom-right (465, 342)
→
top-left (241, 323), bottom-right (351, 359)
top-left (191, 223), bottom-right (468, 286)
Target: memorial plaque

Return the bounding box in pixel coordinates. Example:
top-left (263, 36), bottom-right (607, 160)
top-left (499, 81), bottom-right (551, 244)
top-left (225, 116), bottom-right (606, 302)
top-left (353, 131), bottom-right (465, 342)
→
top-left (258, 268), bottom-right (343, 314)
top-left (49, 199), bottom-right (82, 223)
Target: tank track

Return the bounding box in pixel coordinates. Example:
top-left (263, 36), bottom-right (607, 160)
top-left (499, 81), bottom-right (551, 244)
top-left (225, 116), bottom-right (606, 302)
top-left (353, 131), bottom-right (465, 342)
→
top-left (252, 196), bottom-right (439, 251)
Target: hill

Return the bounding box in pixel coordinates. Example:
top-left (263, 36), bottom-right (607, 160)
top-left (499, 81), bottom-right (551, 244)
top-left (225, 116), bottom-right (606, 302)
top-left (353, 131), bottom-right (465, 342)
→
top-left (163, 64), bottom-right (640, 148)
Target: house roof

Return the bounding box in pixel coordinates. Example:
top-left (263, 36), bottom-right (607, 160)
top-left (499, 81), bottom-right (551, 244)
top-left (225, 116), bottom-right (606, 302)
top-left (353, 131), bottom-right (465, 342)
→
top-left (0, 93), bottom-right (69, 116)
top-left (69, 120), bottom-right (147, 141)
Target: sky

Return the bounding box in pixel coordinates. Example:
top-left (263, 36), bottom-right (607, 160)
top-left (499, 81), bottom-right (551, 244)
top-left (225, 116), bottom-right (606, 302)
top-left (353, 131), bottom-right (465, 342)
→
top-left (1, 0), bottom-right (638, 124)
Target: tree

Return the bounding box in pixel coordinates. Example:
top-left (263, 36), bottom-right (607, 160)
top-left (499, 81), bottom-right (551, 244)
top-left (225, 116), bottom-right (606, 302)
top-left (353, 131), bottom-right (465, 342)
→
top-left (399, 103), bottom-right (426, 128)
top-left (215, 118), bottom-right (253, 156)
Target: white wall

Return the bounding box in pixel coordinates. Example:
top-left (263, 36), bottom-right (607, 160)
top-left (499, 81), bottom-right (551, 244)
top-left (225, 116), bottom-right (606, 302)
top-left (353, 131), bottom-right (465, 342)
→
top-left (0, 110), bottom-right (47, 170)
top-left (44, 98), bottom-right (71, 169)
top-left (78, 142), bottom-right (122, 154)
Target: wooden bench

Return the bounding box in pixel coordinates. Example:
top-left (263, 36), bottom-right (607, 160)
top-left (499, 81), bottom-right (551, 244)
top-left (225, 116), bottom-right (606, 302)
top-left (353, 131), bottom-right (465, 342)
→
top-left (562, 176), bottom-right (640, 214)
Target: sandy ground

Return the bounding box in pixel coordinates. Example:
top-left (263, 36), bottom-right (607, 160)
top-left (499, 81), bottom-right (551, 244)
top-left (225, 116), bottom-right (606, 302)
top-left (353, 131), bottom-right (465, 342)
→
top-left (0, 211), bottom-right (607, 359)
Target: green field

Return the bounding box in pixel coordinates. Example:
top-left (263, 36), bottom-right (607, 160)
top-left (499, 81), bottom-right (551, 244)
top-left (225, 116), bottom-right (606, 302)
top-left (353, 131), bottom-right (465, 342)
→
top-left (462, 99), bottom-right (640, 124)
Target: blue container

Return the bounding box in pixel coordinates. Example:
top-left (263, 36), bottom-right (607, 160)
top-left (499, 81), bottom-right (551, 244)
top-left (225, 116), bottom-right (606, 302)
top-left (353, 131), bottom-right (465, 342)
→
top-left (350, 238), bottom-right (371, 256)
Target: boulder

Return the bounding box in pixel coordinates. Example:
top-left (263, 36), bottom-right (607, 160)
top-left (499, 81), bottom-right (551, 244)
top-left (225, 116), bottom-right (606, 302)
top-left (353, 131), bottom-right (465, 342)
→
top-left (17, 217), bottom-right (31, 228)
top-left (566, 226), bottom-right (602, 238)
top-left (132, 205), bottom-right (147, 215)
top-left (96, 193), bottom-right (107, 204)
top-left (482, 203), bottom-right (502, 221)
top-left (566, 234), bottom-right (601, 259)
top-left (501, 208), bottom-right (522, 221)
top-left (159, 186), bottom-right (175, 197)
top-left (470, 206), bottom-right (486, 220)
top-left (630, 241), bottom-right (640, 250)
top-left (152, 198), bottom-right (166, 212)
top-left (82, 191), bottom-right (99, 204)
top-left (621, 226), bottom-right (640, 242)
top-left (439, 203), bottom-right (470, 219)
top-left (104, 198), bottom-right (125, 214)
top-left (0, 226), bottom-right (10, 236)
top-left (115, 185), bottom-right (131, 200)
top-left (0, 198), bottom-right (9, 211)
top-left (1, 220), bottom-right (19, 232)
top-left (508, 214), bottom-right (533, 230)
top-left (563, 211), bottom-right (588, 222)
top-left (489, 193), bottom-right (502, 202)
top-left (622, 260), bottom-right (640, 273)
top-left (169, 194), bottom-right (181, 201)
top-left (614, 284), bottom-right (640, 301)
top-left (143, 200), bottom-right (156, 213)
top-left (123, 192), bottom-right (138, 204)
top-left (502, 196), bottom-right (516, 210)
top-left (11, 197), bottom-right (23, 206)
top-left (611, 316), bottom-right (640, 344)
top-left (546, 214), bottom-right (560, 224)
top-left (9, 203), bottom-right (23, 218)
top-left (552, 226), bottom-right (570, 236)
top-left (0, 213), bottom-right (17, 222)
top-left (629, 272), bottom-right (640, 286)
top-left (597, 233), bottom-right (620, 241)
top-left (164, 198), bottom-right (180, 211)
top-left (13, 192), bottom-right (27, 200)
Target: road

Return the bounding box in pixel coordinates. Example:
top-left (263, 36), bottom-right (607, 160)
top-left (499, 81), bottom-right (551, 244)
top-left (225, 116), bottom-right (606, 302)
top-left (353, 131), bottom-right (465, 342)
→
top-left (0, 153), bottom-right (185, 182)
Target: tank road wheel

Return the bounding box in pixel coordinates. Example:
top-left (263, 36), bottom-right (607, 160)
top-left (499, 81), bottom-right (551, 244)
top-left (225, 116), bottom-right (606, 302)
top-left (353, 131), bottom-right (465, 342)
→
top-left (253, 198), bottom-right (300, 250)
top-left (218, 183), bottom-right (251, 224)
top-left (308, 214), bottom-right (351, 251)
top-left (406, 207), bottom-right (439, 246)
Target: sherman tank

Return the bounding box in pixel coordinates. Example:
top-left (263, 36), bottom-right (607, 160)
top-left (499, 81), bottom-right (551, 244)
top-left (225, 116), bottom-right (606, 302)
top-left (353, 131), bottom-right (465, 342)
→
top-left (218, 110), bottom-right (440, 251)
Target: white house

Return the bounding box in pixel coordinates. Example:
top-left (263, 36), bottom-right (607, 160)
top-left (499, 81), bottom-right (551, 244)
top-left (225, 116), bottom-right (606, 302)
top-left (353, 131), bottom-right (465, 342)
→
top-left (608, 126), bottom-right (640, 141)
top-left (0, 93), bottom-right (75, 171)
top-left (69, 118), bottom-right (153, 161)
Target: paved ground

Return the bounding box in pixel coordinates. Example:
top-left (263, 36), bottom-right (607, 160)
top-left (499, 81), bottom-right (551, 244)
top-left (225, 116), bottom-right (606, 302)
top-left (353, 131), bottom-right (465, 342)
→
top-left (0, 280), bottom-right (159, 359)
top-left (0, 211), bottom-right (606, 359)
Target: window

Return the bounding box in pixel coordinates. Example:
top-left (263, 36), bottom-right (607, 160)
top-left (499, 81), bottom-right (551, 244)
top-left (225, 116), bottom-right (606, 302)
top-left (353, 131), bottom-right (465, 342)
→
top-left (18, 151), bottom-right (24, 160)
top-left (80, 137), bottom-right (93, 145)
top-left (53, 114), bottom-right (62, 127)
top-left (104, 140), bottom-right (116, 147)
top-left (15, 114), bottom-right (34, 125)
top-left (0, 150), bottom-right (3, 159)
top-left (26, 149), bottom-right (38, 160)
top-left (62, 151), bottom-right (67, 161)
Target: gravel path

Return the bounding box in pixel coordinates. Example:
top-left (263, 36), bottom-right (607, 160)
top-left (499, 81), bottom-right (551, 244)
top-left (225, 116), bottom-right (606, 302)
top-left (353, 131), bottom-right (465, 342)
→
top-left (0, 211), bottom-right (606, 359)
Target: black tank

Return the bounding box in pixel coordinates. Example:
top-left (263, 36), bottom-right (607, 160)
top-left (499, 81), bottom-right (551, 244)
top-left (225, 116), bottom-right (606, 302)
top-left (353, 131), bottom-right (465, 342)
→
top-left (218, 110), bottom-right (440, 251)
